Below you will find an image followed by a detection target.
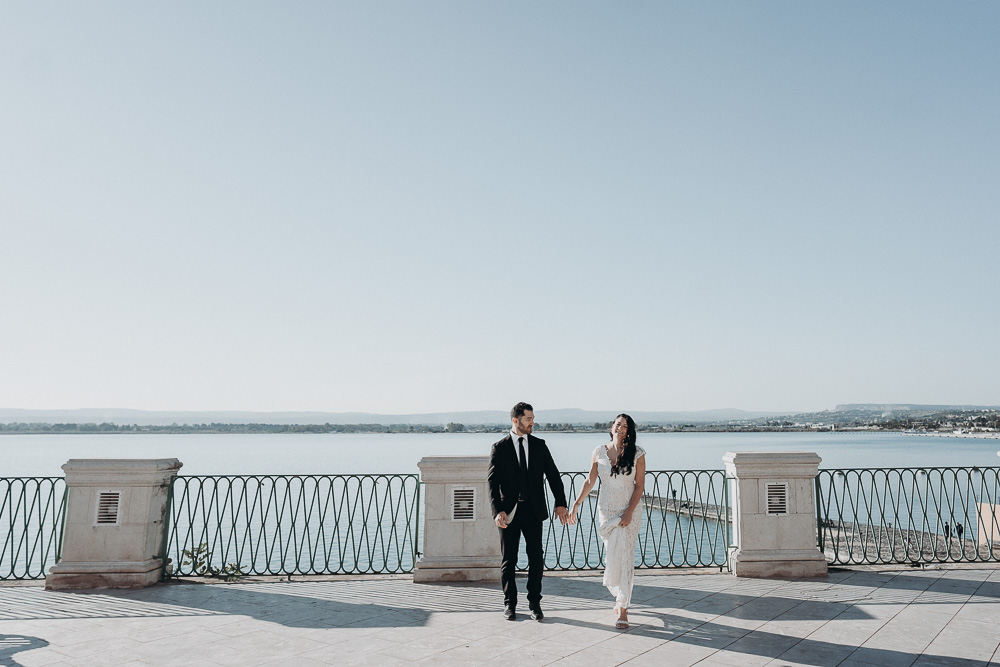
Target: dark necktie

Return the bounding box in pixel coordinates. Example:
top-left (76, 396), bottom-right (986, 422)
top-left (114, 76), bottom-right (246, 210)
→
top-left (518, 436), bottom-right (528, 501)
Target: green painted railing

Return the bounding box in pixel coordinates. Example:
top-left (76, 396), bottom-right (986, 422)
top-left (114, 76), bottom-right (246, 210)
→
top-left (164, 474), bottom-right (421, 576)
top-left (164, 470), bottom-right (730, 578)
top-left (34, 464), bottom-right (1000, 581)
top-left (540, 469), bottom-right (730, 570)
top-left (816, 467), bottom-right (1000, 565)
top-left (0, 477), bottom-right (67, 580)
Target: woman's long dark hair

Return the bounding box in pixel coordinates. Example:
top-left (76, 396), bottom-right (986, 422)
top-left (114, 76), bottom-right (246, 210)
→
top-left (609, 413), bottom-right (637, 477)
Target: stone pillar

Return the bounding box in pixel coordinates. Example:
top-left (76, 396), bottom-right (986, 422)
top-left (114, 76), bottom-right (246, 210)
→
top-left (413, 456), bottom-right (500, 583)
top-left (46, 459), bottom-right (182, 590)
top-left (723, 452), bottom-right (827, 578)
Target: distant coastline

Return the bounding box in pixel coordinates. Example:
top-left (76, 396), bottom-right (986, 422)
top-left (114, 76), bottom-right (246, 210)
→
top-left (911, 431), bottom-right (1000, 439)
top-left (1, 403), bottom-right (997, 437)
top-left (2, 424), bottom-right (997, 438)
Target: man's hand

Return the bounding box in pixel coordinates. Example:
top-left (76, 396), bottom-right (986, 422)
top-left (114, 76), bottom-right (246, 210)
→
top-left (554, 506), bottom-right (569, 525)
top-left (495, 511), bottom-right (509, 529)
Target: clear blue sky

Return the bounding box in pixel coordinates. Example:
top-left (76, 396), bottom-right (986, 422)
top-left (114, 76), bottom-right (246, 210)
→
top-left (2, 2), bottom-right (998, 415)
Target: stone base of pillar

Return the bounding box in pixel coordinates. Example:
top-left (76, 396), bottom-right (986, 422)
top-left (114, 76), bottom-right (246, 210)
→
top-left (729, 548), bottom-right (828, 578)
top-left (45, 558), bottom-right (163, 590)
top-left (413, 556), bottom-right (500, 583)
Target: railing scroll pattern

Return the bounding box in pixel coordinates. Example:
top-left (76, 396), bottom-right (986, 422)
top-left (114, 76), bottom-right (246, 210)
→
top-left (539, 469), bottom-right (730, 570)
top-left (0, 477), bottom-right (67, 580)
top-left (14, 465), bottom-right (1000, 581)
top-left (816, 467), bottom-right (1000, 565)
top-left (164, 469), bottom-right (730, 578)
top-left (164, 474), bottom-right (421, 577)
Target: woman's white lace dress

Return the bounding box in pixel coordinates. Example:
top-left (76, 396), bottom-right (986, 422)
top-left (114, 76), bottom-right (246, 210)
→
top-left (595, 444), bottom-right (644, 609)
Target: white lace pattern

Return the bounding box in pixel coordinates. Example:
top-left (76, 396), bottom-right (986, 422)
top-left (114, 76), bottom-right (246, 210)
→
top-left (595, 444), bottom-right (644, 609)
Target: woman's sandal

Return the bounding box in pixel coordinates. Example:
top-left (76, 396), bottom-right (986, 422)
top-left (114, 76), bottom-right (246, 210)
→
top-left (614, 606), bottom-right (629, 629)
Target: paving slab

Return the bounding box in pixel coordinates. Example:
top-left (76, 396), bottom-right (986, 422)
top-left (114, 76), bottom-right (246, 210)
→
top-left (3, 566), bottom-right (1000, 666)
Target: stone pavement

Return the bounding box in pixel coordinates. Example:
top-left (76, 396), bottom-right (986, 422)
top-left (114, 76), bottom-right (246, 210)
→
top-left (3, 566), bottom-right (1000, 666)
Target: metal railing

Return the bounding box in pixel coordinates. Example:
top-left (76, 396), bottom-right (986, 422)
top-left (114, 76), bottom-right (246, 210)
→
top-left (535, 469), bottom-right (730, 571)
top-left (0, 477), bottom-right (67, 580)
top-left (31, 464), bottom-right (1000, 580)
top-left (164, 469), bottom-right (730, 578)
top-left (816, 467), bottom-right (1000, 565)
top-left (164, 474), bottom-right (421, 576)
top-left (12, 464), bottom-right (1000, 582)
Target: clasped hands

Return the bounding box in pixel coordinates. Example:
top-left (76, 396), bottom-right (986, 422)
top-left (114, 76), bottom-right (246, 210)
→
top-left (566, 505), bottom-right (633, 527)
top-left (554, 506), bottom-right (569, 524)
top-left (495, 506), bottom-right (570, 529)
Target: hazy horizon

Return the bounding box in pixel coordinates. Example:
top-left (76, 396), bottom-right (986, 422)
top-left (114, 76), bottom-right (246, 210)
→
top-left (3, 403), bottom-right (996, 429)
top-left (3, 3), bottom-right (997, 415)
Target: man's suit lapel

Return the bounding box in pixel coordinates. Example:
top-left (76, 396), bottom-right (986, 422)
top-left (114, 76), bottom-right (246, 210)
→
top-left (526, 434), bottom-right (538, 477)
top-left (505, 435), bottom-right (518, 471)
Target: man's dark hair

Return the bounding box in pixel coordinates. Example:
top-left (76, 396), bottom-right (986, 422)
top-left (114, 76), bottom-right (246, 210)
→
top-left (510, 402), bottom-right (533, 420)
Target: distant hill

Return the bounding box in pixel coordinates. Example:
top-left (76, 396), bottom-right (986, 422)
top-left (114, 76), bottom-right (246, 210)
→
top-left (0, 407), bottom-right (781, 426)
top-left (834, 404), bottom-right (1000, 413)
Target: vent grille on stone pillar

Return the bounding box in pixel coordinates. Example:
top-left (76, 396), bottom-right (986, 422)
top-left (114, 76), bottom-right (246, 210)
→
top-left (766, 483), bottom-right (788, 515)
top-left (96, 491), bottom-right (122, 525)
top-left (451, 487), bottom-right (475, 521)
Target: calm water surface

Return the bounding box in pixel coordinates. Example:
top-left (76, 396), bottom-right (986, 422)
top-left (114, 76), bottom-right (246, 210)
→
top-left (3, 431), bottom-right (999, 477)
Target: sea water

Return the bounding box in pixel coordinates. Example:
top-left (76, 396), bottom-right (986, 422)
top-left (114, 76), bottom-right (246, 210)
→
top-left (2, 430), bottom-right (998, 477)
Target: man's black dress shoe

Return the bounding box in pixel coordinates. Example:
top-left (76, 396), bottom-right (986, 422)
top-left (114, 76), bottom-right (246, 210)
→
top-left (529, 606), bottom-right (544, 621)
top-left (504, 606), bottom-right (516, 620)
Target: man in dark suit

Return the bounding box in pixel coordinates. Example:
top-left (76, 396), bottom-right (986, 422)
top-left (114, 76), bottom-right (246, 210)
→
top-left (487, 402), bottom-right (568, 621)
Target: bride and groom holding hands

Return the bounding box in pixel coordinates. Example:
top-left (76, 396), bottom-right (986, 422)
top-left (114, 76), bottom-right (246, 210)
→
top-left (487, 402), bottom-right (646, 629)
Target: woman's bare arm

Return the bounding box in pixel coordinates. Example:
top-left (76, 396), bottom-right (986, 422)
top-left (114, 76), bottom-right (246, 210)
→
top-left (568, 458), bottom-right (599, 525)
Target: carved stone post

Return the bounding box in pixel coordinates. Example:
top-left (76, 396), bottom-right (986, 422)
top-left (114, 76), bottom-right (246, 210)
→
top-left (413, 456), bottom-right (501, 582)
top-left (46, 458), bottom-right (182, 590)
top-left (724, 451), bottom-right (827, 578)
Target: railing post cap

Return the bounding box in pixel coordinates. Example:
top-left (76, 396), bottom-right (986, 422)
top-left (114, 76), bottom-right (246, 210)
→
top-left (417, 456), bottom-right (489, 482)
top-left (62, 458), bottom-right (183, 471)
top-left (417, 456), bottom-right (489, 470)
top-left (722, 451), bottom-right (821, 465)
top-left (61, 458), bottom-right (183, 486)
top-left (723, 452), bottom-right (821, 478)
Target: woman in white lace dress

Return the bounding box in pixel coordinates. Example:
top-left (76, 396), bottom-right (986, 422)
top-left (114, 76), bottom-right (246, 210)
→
top-left (568, 413), bottom-right (645, 628)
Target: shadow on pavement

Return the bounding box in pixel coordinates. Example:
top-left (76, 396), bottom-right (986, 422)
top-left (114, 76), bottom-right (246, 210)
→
top-left (3, 568), bottom-right (996, 666)
top-left (548, 611), bottom-right (987, 667)
top-left (0, 635), bottom-right (49, 667)
top-left (1, 582), bottom-right (431, 629)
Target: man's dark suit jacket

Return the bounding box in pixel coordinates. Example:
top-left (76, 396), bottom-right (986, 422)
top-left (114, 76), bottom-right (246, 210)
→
top-left (487, 434), bottom-right (567, 522)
